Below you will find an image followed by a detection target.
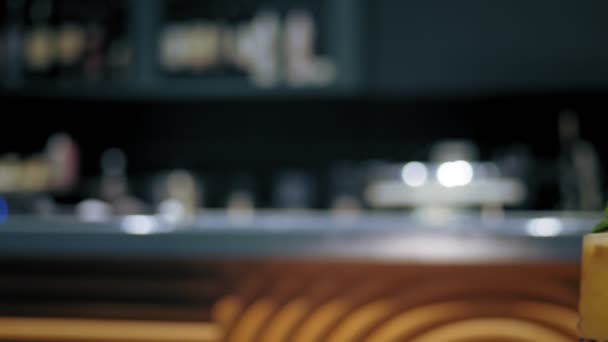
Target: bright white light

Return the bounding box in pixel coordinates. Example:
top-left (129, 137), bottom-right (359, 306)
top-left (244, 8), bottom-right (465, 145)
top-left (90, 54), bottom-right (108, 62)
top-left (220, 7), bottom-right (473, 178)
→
top-left (121, 215), bottom-right (158, 235)
top-left (401, 162), bottom-right (428, 187)
top-left (436, 160), bottom-right (474, 187)
top-left (526, 217), bottom-right (563, 237)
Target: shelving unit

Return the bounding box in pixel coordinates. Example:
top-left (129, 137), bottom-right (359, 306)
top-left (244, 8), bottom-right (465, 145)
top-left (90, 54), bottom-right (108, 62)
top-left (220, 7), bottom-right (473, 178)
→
top-left (6, 0), bottom-right (608, 100)
top-left (0, 0), bottom-right (364, 99)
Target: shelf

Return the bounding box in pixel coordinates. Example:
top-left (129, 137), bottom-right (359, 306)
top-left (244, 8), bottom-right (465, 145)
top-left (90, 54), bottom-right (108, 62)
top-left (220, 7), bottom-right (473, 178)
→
top-left (1, 0), bottom-right (364, 101)
top-left (1, 79), bottom-right (355, 100)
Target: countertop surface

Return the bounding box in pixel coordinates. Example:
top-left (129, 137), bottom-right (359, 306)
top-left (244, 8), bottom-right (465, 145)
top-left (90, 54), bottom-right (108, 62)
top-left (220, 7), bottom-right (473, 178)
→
top-left (0, 211), bottom-right (596, 262)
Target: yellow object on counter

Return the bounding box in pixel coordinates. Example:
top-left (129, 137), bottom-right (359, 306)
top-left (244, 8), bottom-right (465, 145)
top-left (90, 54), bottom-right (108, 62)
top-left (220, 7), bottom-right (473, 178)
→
top-left (579, 233), bottom-right (608, 340)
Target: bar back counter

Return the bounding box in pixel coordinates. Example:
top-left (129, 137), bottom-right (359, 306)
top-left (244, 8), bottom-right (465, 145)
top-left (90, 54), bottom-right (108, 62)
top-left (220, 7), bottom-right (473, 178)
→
top-left (0, 212), bottom-right (592, 341)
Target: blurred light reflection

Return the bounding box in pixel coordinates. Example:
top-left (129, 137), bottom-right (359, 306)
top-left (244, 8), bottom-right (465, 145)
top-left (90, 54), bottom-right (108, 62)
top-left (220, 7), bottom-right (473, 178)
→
top-left (401, 162), bottom-right (428, 187)
top-left (526, 217), bottom-right (563, 237)
top-left (437, 160), bottom-right (474, 187)
top-left (121, 215), bottom-right (159, 235)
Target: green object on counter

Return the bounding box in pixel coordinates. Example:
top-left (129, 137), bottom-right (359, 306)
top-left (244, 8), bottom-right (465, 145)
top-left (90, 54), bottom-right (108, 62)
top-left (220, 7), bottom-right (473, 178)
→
top-left (593, 220), bottom-right (608, 233)
top-left (592, 208), bottom-right (608, 233)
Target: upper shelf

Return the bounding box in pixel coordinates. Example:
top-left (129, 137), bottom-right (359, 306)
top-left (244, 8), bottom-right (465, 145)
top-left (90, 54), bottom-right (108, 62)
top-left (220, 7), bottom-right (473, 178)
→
top-left (0, 0), bottom-right (363, 100)
top-left (7, 0), bottom-right (608, 100)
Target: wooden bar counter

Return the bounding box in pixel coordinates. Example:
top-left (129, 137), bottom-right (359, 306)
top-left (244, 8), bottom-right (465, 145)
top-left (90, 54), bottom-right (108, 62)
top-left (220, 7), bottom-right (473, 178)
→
top-left (0, 212), bottom-right (593, 341)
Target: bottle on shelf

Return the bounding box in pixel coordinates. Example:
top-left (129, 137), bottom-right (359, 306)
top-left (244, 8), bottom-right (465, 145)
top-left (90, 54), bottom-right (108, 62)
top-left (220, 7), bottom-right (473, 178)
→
top-left (226, 174), bottom-right (255, 225)
top-left (242, 10), bottom-right (280, 87)
top-left (45, 133), bottom-right (79, 192)
top-left (285, 9), bottom-right (335, 87)
top-left (98, 148), bottom-right (144, 216)
top-left (106, 38), bottom-right (131, 80)
top-left (24, 0), bottom-right (55, 76)
top-left (328, 163), bottom-right (362, 220)
top-left (4, 0), bottom-right (25, 86)
top-left (0, 132), bottom-right (78, 194)
top-left (558, 110), bottom-right (603, 211)
top-left (155, 170), bottom-right (201, 225)
top-left (82, 23), bottom-right (105, 81)
top-left (272, 170), bottom-right (315, 210)
top-left (0, 154), bottom-right (22, 193)
top-left (56, 23), bottom-right (85, 77)
top-left (158, 6), bottom-right (336, 88)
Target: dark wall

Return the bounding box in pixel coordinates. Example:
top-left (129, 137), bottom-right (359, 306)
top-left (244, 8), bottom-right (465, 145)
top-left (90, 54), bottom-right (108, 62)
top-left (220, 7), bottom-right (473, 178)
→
top-left (3, 94), bottom-right (607, 173)
top-left (368, 0), bottom-right (608, 95)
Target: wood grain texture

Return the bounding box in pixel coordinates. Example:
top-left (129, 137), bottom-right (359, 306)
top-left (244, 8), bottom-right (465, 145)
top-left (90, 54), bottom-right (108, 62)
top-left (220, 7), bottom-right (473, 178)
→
top-left (0, 259), bottom-right (582, 342)
top-left (0, 317), bottom-right (222, 342)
